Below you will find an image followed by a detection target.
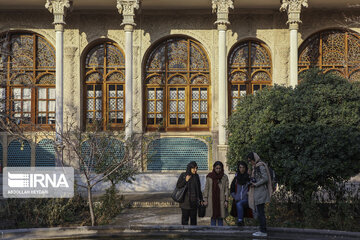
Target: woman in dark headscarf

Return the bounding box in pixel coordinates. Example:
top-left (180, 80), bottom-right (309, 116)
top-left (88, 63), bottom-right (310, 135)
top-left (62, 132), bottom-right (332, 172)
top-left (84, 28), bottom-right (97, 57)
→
top-left (176, 161), bottom-right (203, 225)
top-left (203, 161), bottom-right (229, 226)
top-left (230, 161), bottom-right (250, 226)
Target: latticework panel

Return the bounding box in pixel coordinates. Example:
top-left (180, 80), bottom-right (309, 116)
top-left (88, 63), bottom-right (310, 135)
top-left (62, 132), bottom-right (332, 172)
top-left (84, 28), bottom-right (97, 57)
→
top-left (8, 140), bottom-right (31, 167)
top-left (145, 37), bottom-right (211, 130)
top-left (0, 32), bottom-right (55, 127)
top-left (81, 138), bottom-right (125, 171)
top-left (299, 29), bottom-right (360, 81)
top-left (35, 139), bottom-right (56, 167)
top-left (228, 40), bottom-right (272, 112)
top-left (84, 42), bottom-right (125, 130)
top-left (147, 138), bottom-right (208, 171)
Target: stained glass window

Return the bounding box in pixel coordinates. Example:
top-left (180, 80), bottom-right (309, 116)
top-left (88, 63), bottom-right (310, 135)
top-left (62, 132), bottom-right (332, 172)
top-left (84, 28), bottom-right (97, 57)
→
top-left (84, 42), bottom-right (125, 130)
top-left (0, 32), bottom-right (56, 127)
top-left (299, 29), bottom-right (360, 82)
top-left (145, 37), bottom-right (210, 131)
top-left (228, 40), bottom-right (272, 112)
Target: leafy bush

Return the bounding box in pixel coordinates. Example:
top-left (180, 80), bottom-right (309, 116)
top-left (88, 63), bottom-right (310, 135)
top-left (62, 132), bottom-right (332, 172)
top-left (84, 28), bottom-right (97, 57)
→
top-left (0, 192), bottom-right (89, 229)
top-left (94, 185), bottom-right (124, 225)
top-left (227, 69), bottom-right (360, 200)
top-left (266, 185), bottom-right (360, 231)
top-left (0, 185), bottom-right (126, 228)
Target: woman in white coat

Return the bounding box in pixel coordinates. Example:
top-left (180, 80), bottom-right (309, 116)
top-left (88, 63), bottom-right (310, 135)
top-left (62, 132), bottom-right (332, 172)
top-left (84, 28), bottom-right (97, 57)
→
top-left (203, 161), bottom-right (229, 226)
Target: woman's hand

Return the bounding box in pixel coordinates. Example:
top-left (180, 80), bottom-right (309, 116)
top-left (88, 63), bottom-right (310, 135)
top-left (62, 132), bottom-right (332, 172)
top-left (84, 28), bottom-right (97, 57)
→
top-left (203, 201), bottom-right (208, 206)
top-left (224, 201), bottom-right (228, 208)
top-left (185, 175), bottom-right (191, 182)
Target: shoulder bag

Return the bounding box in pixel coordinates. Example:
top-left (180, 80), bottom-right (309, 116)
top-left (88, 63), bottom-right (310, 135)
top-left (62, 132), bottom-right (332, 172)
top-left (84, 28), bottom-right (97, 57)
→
top-left (171, 184), bottom-right (187, 203)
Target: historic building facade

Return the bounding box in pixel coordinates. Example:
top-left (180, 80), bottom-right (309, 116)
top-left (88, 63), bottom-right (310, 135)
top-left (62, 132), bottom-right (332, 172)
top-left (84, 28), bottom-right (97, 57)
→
top-left (0, 0), bottom-right (359, 191)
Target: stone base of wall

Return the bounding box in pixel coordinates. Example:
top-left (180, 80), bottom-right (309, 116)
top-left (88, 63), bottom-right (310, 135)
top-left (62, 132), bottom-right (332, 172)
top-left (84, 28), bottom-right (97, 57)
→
top-left (75, 173), bottom-right (236, 195)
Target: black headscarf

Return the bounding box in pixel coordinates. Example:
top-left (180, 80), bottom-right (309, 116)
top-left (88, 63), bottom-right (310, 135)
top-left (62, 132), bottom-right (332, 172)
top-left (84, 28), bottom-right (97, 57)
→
top-left (235, 161), bottom-right (250, 185)
top-left (186, 161), bottom-right (198, 175)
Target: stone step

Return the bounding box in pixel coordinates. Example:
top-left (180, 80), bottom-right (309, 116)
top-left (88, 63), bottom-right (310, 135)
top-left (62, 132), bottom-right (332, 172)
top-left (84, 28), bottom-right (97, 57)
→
top-left (130, 201), bottom-right (178, 208)
top-left (122, 192), bottom-right (176, 208)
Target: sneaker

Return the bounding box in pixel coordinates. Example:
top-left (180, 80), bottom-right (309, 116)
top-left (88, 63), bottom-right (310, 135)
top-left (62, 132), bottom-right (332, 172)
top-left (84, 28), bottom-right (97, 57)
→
top-left (252, 231), bottom-right (267, 237)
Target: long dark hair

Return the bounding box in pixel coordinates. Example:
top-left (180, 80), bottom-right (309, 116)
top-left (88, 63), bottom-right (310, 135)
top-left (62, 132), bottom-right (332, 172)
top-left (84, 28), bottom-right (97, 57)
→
top-left (236, 161), bottom-right (248, 175)
top-left (236, 161), bottom-right (249, 185)
top-left (213, 161), bottom-right (224, 171)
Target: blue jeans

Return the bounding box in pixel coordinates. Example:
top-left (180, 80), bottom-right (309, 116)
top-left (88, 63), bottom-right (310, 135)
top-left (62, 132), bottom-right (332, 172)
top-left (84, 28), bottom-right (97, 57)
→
top-left (211, 218), bottom-right (223, 226)
top-left (236, 199), bottom-right (249, 221)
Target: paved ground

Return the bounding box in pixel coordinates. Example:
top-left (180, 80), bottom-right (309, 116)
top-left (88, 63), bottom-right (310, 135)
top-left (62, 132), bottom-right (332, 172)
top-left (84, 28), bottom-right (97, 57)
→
top-left (2, 192), bottom-right (360, 239)
top-left (111, 207), bottom-right (216, 226)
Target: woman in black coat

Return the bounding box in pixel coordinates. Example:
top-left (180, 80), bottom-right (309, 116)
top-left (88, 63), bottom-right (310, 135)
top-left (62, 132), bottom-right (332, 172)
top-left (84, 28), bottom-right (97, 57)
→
top-left (176, 161), bottom-right (203, 225)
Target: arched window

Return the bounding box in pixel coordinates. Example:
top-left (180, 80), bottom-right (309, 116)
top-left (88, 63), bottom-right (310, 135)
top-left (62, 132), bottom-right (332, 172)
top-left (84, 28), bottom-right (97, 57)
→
top-left (228, 40), bottom-right (272, 113)
top-left (0, 32), bottom-right (55, 127)
top-left (144, 37), bottom-right (211, 131)
top-left (299, 29), bottom-right (360, 82)
top-left (84, 41), bottom-right (125, 130)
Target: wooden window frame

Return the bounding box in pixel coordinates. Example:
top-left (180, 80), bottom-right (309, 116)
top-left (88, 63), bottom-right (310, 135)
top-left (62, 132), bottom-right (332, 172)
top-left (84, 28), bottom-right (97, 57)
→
top-left (228, 40), bottom-right (272, 114)
top-left (83, 41), bottom-right (126, 131)
top-left (144, 37), bottom-right (211, 132)
top-left (1, 32), bottom-right (56, 131)
top-left (298, 29), bottom-right (360, 82)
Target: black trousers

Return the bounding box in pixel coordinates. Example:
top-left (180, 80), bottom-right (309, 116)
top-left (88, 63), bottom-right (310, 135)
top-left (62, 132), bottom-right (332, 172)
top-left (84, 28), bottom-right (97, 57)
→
top-left (256, 203), bottom-right (267, 233)
top-left (181, 208), bottom-right (197, 225)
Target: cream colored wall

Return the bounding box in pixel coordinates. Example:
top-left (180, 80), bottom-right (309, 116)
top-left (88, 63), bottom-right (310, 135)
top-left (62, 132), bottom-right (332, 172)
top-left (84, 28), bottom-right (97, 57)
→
top-left (300, 10), bottom-right (360, 42)
top-left (0, 9), bottom-right (359, 167)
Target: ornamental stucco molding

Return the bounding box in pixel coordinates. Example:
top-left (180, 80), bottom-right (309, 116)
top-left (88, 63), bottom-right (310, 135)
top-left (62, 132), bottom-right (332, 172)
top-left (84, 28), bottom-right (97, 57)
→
top-left (116, 0), bottom-right (140, 28)
top-left (45, 0), bottom-right (73, 30)
top-left (212, 0), bottom-right (234, 28)
top-left (280, 0), bottom-right (308, 28)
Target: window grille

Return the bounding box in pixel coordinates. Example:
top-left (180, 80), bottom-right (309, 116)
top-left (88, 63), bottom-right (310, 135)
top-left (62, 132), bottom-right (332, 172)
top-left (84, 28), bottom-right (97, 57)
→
top-left (84, 42), bottom-right (125, 130)
top-left (145, 37), bottom-right (211, 131)
top-left (299, 29), bottom-right (360, 82)
top-left (0, 32), bottom-right (55, 127)
top-left (228, 40), bottom-right (272, 113)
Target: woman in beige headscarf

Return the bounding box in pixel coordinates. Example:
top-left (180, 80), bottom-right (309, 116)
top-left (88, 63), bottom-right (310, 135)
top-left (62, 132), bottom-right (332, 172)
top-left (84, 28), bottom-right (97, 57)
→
top-left (247, 152), bottom-right (273, 237)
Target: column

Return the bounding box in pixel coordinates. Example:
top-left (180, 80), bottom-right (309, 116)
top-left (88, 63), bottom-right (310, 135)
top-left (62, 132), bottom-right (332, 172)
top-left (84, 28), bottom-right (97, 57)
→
top-left (280, 0), bottom-right (308, 87)
top-left (45, 0), bottom-right (72, 165)
top-left (116, 0), bottom-right (140, 140)
top-left (212, 0), bottom-right (233, 164)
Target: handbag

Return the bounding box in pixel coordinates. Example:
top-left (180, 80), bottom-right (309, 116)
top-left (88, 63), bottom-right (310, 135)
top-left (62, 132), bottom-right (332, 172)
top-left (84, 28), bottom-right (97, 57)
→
top-left (171, 184), bottom-right (187, 203)
top-left (198, 202), bottom-right (206, 218)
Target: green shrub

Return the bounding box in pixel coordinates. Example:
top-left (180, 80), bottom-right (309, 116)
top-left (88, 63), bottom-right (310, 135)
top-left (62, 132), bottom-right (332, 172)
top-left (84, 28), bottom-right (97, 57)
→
top-left (227, 69), bottom-right (360, 200)
top-left (0, 192), bottom-right (89, 229)
top-left (94, 185), bottom-right (124, 225)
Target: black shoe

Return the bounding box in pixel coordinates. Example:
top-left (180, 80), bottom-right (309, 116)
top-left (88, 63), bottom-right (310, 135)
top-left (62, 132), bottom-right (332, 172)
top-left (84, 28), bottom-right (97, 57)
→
top-left (237, 221), bottom-right (244, 226)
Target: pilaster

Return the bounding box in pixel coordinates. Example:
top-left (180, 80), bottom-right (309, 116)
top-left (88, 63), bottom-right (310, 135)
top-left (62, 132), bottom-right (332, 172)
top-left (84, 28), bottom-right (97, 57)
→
top-left (45, 0), bottom-right (72, 165)
top-left (117, 0), bottom-right (140, 139)
top-left (280, 0), bottom-right (308, 87)
top-left (212, 0), bottom-right (233, 169)
top-left (45, 0), bottom-right (73, 31)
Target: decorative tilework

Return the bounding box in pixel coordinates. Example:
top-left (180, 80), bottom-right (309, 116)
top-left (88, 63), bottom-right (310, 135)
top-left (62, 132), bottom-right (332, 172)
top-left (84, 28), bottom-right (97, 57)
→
top-left (35, 139), bottom-right (56, 167)
top-left (147, 138), bottom-right (208, 170)
top-left (8, 140), bottom-right (31, 167)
